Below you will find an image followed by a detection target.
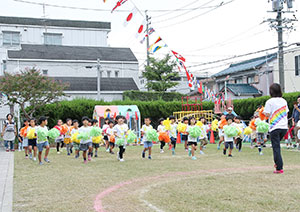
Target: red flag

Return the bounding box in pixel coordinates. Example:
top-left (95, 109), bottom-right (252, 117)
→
top-left (124, 7), bottom-right (137, 27)
top-left (154, 37), bottom-right (162, 44)
top-left (111, 0), bottom-right (128, 13)
top-left (113, 112), bottom-right (117, 119)
top-left (198, 81), bottom-right (203, 94)
top-left (171, 50), bottom-right (186, 62)
top-left (135, 112), bottom-right (138, 120)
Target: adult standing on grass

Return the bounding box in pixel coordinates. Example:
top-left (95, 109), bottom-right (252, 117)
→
top-left (1, 113), bottom-right (17, 152)
top-left (291, 96), bottom-right (300, 148)
top-left (264, 83), bottom-right (288, 174)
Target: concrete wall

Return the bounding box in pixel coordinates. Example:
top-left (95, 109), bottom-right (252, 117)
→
top-left (273, 48), bottom-right (300, 93)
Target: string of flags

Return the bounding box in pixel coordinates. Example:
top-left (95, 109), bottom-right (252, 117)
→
top-left (105, 0), bottom-right (201, 91)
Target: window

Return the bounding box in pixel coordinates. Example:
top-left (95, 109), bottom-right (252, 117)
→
top-left (115, 71), bottom-right (119, 78)
top-left (42, 70), bottom-right (48, 75)
top-left (2, 31), bottom-right (20, 46)
top-left (44, 33), bottom-right (62, 45)
top-left (107, 71), bottom-right (111, 78)
top-left (247, 76), bottom-right (255, 84)
top-left (235, 78), bottom-right (243, 84)
top-left (295, 56), bottom-right (300, 76)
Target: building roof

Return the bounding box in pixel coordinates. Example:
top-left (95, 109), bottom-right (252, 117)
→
top-left (0, 16), bottom-right (110, 30)
top-left (54, 77), bottom-right (139, 92)
top-left (220, 84), bottom-right (262, 96)
top-left (212, 53), bottom-right (277, 78)
top-left (8, 44), bottom-right (138, 62)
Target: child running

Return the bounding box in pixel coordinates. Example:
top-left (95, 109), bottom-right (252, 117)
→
top-left (27, 118), bottom-right (37, 161)
top-left (106, 120), bottom-right (115, 154)
top-left (255, 116), bottom-right (266, 155)
top-left (102, 118), bottom-right (110, 153)
top-left (113, 115), bottom-right (128, 162)
top-left (141, 117), bottom-right (154, 160)
top-left (71, 120), bottom-right (80, 158)
top-left (91, 119), bottom-right (100, 157)
top-left (157, 118), bottom-right (166, 153)
top-left (217, 115), bottom-right (226, 150)
top-left (223, 115), bottom-right (235, 157)
top-left (169, 116), bottom-right (178, 155)
top-left (36, 116), bottom-right (50, 165)
top-left (234, 116), bottom-right (244, 152)
top-left (20, 119), bottom-right (30, 158)
top-left (54, 119), bottom-right (64, 154)
top-left (199, 117), bottom-right (208, 155)
top-left (79, 117), bottom-right (92, 164)
top-left (64, 118), bottom-right (73, 156)
top-left (187, 117), bottom-right (198, 160)
top-left (181, 117), bottom-right (189, 152)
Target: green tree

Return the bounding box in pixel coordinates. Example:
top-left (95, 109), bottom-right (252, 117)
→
top-left (142, 54), bottom-right (179, 91)
top-left (0, 68), bottom-right (68, 119)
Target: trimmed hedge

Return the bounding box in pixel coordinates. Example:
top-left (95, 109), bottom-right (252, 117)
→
top-left (30, 92), bottom-right (300, 127)
top-left (123, 90), bottom-right (184, 102)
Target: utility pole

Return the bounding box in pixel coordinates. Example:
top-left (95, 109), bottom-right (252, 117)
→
top-left (267, 0), bottom-right (297, 93)
top-left (97, 59), bottom-right (101, 101)
top-left (145, 10), bottom-right (150, 66)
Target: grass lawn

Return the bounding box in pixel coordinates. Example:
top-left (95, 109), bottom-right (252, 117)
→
top-left (13, 143), bottom-right (300, 212)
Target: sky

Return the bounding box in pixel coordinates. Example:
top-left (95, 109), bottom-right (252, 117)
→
top-left (1, 0), bottom-right (299, 77)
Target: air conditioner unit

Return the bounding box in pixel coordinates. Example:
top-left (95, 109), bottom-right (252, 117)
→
top-left (272, 0), bottom-right (283, 11)
top-left (286, 0), bottom-right (293, 9)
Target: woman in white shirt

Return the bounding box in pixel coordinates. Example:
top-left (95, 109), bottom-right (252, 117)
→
top-left (264, 83), bottom-right (288, 174)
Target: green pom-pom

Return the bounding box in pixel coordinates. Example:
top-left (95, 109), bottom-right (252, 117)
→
top-left (224, 125), bottom-right (239, 137)
top-left (90, 127), bottom-right (102, 137)
top-left (256, 120), bottom-right (269, 133)
top-left (146, 129), bottom-right (159, 142)
top-left (48, 128), bottom-right (60, 139)
top-left (77, 132), bottom-right (90, 141)
top-left (189, 126), bottom-right (202, 138)
top-left (127, 131), bottom-right (137, 144)
top-left (116, 138), bottom-right (125, 146)
top-left (37, 128), bottom-right (48, 141)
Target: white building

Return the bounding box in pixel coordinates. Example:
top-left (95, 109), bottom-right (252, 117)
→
top-left (0, 16), bottom-right (139, 122)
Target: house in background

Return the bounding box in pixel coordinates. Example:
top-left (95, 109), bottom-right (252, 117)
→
top-left (0, 16), bottom-right (139, 122)
top-left (211, 53), bottom-right (277, 99)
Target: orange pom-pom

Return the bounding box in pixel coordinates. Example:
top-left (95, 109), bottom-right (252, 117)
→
top-left (110, 135), bottom-right (115, 143)
top-left (61, 124), bottom-right (68, 135)
top-left (219, 119), bottom-right (227, 129)
top-left (250, 120), bottom-right (256, 130)
top-left (158, 132), bottom-right (170, 143)
top-left (259, 107), bottom-right (268, 121)
top-left (20, 126), bottom-right (28, 137)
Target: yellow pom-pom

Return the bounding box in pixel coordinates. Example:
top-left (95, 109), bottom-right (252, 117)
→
top-left (211, 119), bottom-right (219, 131)
top-left (27, 128), bottom-right (37, 139)
top-left (244, 127), bottom-right (252, 135)
top-left (196, 121), bottom-right (203, 127)
top-left (92, 136), bottom-right (102, 144)
top-left (177, 123), bottom-right (187, 133)
top-left (71, 132), bottom-right (80, 143)
top-left (163, 118), bottom-right (171, 131)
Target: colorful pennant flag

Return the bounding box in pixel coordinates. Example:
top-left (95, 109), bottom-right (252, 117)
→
top-left (124, 7), bottom-right (137, 27)
top-left (197, 81), bottom-right (203, 94)
top-left (171, 50), bottom-right (186, 62)
top-left (140, 28), bottom-right (155, 44)
top-left (111, 0), bottom-right (128, 13)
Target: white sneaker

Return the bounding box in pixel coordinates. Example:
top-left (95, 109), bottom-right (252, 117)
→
top-left (33, 157), bottom-right (37, 161)
top-left (106, 149), bottom-right (110, 153)
top-left (120, 159), bottom-right (125, 162)
top-left (259, 152), bottom-right (264, 155)
top-left (199, 151), bottom-right (205, 155)
top-left (160, 149), bottom-right (164, 153)
top-left (117, 152), bottom-right (120, 161)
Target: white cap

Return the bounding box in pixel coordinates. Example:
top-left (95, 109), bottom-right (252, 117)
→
top-left (228, 107), bottom-right (233, 111)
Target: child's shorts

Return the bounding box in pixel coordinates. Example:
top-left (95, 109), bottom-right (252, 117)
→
top-left (37, 141), bottom-right (49, 152)
top-left (23, 138), bottom-right (28, 147)
top-left (93, 143), bottom-right (100, 148)
top-left (55, 138), bottom-right (64, 143)
top-left (79, 143), bottom-right (89, 151)
top-left (256, 133), bottom-right (267, 144)
top-left (28, 139), bottom-right (37, 147)
top-left (73, 142), bottom-right (80, 151)
top-left (103, 135), bottom-right (109, 141)
top-left (225, 141), bottom-right (234, 149)
top-left (144, 141), bottom-right (153, 148)
top-left (199, 138), bottom-right (208, 147)
top-left (170, 137), bottom-right (177, 146)
top-left (109, 142), bottom-right (115, 148)
top-left (181, 134), bottom-right (188, 141)
top-left (188, 141), bottom-right (197, 146)
top-left (64, 138), bottom-right (72, 144)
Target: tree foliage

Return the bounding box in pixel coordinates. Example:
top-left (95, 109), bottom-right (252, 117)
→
top-left (0, 68), bottom-right (68, 119)
top-left (142, 54), bottom-right (179, 91)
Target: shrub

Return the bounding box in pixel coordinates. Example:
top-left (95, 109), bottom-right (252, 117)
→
top-left (123, 90), bottom-right (184, 102)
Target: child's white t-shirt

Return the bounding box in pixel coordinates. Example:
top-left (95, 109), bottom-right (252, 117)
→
top-left (264, 97), bottom-right (289, 132)
top-left (141, 124), bottom-right (153, 142)
top-left (198, 126), bottom-right (208, 139)
top-left (157, 125), bottom-right (166, 133)
top-left (102, 124), bottom-right (109, 135)
top-left (106, 127), bottom-right (114, 140)
top-left (113, 124), bottom-right (128, 140)
top-left (78, 126), bottom-right (92, 144)
top-left (296, 121), bottom-right (300, 127)
top-left (223, 124), bottom-right (234, 142)
top-left (169, 123), bottom-right (177, 138)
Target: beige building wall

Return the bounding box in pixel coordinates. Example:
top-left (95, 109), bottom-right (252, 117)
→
top-left (273, 48), bottom-right (300, 93)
